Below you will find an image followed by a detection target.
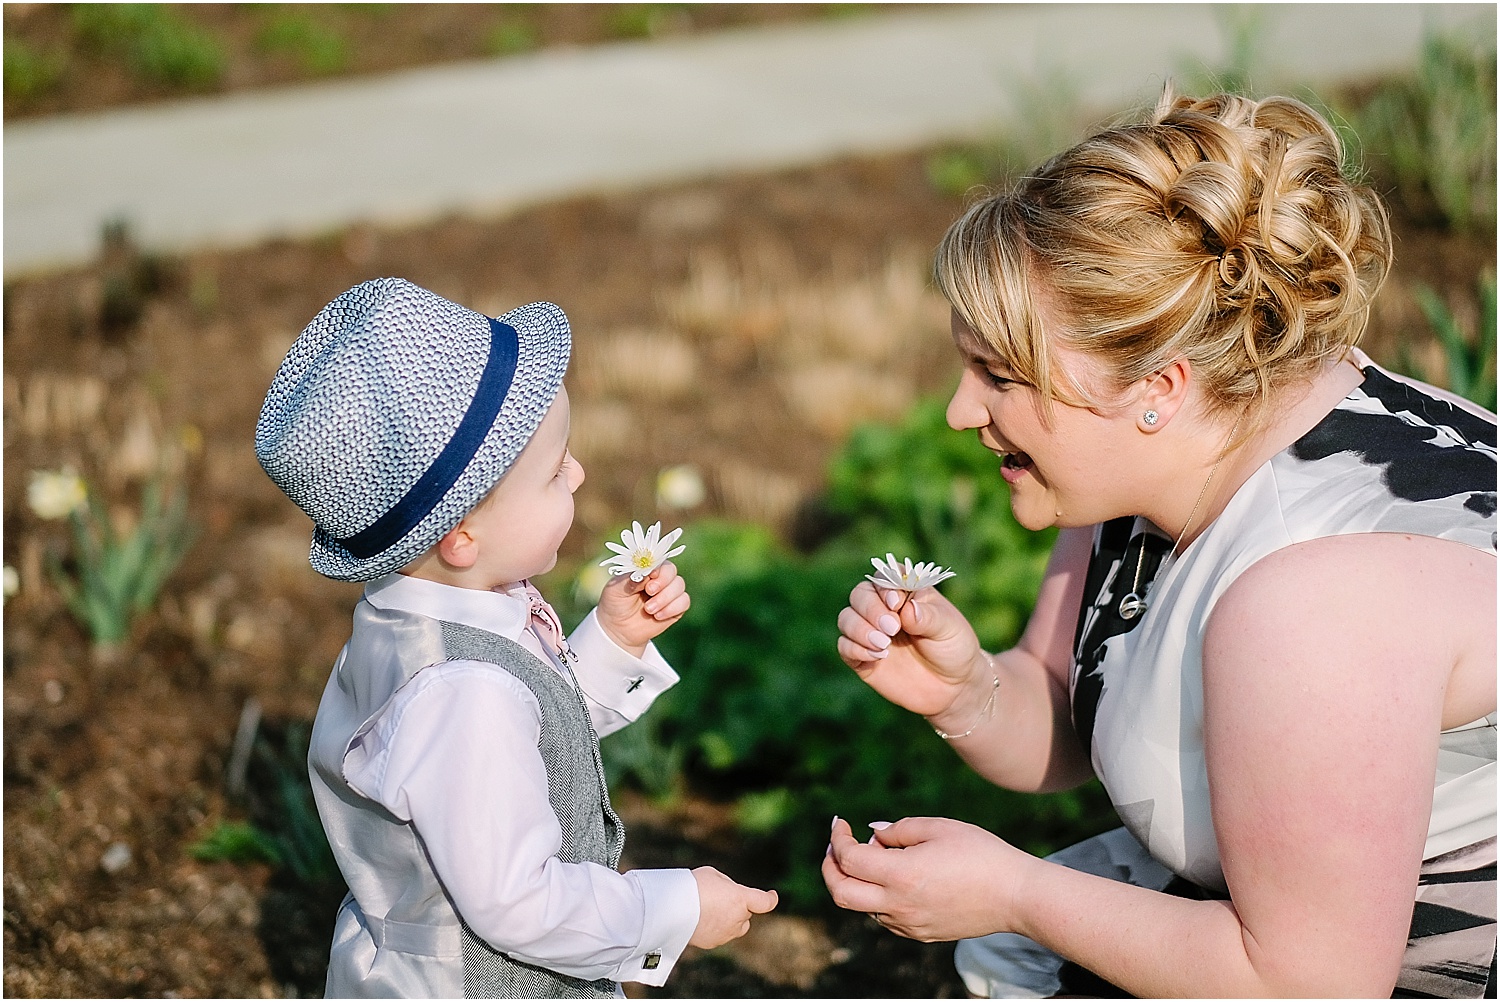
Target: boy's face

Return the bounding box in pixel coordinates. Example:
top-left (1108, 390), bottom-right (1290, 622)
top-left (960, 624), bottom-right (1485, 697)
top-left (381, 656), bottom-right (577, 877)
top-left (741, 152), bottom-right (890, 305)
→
top-left (460, 387), bottom-right (585, 587)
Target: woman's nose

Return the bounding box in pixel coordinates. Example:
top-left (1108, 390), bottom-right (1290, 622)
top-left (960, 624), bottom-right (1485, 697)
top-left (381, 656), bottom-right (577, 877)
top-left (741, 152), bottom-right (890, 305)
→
top-left (946, 370), bottom-right (986, 432)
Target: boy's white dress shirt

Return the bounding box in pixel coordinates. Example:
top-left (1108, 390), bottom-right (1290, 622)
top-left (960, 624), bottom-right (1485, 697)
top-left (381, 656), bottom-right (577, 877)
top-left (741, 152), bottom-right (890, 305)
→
top-left (309, 573), bottom-right (699, 998)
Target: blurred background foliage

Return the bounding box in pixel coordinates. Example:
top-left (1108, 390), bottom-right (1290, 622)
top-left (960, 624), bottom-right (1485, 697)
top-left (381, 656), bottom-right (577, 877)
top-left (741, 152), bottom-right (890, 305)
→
top-left (567, 398), bottom-right (1104, 909)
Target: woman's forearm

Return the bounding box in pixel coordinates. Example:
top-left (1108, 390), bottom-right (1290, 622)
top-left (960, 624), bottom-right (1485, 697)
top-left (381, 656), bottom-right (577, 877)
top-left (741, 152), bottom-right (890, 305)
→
top-left (924, 645), bottom-right (1093, 793)
top-left (1011, 855), bottom-right (1397, 998)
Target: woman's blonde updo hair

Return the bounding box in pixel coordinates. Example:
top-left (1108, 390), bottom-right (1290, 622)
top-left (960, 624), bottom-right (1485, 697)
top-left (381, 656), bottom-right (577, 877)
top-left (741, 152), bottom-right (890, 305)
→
top-left (934, 90), bottom-right (1393, 420)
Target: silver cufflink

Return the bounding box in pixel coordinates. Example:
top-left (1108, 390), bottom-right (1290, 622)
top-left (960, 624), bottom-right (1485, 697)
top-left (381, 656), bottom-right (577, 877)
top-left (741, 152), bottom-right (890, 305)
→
top-left (643, 952), bottom-right (661, 970)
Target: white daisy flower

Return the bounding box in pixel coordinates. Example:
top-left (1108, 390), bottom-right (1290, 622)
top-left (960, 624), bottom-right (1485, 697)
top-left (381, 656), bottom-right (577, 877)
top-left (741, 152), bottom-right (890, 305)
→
top-left (865, 552), bottom-right (957, 592)
top-left (28, 468), bottom-right (87, 521)
top-left (601, 520), bottom-right (686, 582)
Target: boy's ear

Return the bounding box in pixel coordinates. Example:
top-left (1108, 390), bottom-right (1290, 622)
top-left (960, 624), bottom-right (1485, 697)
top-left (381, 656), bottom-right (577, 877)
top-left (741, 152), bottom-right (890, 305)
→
top-left (436, 521), bottom-right (479, 569)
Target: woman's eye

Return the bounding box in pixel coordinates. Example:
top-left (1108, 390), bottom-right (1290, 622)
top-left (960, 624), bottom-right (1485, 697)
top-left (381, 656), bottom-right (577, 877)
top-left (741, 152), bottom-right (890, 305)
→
top-left (986, 370), bottom-right (1017, 388)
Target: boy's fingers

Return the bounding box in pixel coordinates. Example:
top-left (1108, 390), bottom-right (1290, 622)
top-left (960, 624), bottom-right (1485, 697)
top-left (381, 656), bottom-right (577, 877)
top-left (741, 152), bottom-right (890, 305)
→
top-left (746, 887), bottom-right (778, 913)
top-left (643, 561), bottom-right (678, 595)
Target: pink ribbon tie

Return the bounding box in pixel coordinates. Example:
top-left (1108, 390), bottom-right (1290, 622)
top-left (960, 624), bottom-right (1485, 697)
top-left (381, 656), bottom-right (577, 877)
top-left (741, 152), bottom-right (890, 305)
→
top-left (523, 580), bottom-right (577, 664)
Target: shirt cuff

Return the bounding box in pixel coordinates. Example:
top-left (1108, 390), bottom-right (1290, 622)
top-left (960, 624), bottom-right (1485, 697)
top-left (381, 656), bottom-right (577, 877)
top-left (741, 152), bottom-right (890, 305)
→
top-left (570, 609), bottom-right (680, 727)
top-left (617, 867), bottom-right (699, 985)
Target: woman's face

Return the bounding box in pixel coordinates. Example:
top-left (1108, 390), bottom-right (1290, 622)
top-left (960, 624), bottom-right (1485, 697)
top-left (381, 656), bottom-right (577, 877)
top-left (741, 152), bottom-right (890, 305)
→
top-left (945, 310), bottom-right (1141, 532)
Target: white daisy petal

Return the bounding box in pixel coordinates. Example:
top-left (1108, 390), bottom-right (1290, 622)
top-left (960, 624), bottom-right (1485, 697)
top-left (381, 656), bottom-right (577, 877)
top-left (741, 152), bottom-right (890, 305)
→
top-left (864, 552), bottom-right (956, 592)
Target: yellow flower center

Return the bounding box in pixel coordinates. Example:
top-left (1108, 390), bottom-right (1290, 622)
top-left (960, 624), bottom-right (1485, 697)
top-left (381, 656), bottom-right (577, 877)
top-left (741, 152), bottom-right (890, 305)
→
top-left (632, 552), bottom-right (654, 569)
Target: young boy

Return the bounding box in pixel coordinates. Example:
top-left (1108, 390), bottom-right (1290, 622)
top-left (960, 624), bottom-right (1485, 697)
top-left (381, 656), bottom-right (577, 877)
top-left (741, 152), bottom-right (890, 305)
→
top-left (256, 278), bottom-right (776, 998)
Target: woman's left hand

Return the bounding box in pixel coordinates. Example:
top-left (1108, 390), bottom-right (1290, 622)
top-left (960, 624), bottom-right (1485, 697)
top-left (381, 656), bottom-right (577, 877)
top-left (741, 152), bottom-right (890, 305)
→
top-left (595, 560), bottom-right (690, 655)
top-left (822, 815), bottom-right (1032, 942)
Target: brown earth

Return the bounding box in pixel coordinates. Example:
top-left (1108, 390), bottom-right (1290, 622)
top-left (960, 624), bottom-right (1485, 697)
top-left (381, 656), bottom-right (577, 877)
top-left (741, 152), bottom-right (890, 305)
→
top-left (3, 16), bottom-right (1494, 996)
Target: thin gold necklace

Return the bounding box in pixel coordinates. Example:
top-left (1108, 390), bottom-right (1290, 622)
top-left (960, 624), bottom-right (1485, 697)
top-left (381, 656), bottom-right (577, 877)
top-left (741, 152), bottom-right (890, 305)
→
top-left (1117, 414), bottom-right (1243, 621)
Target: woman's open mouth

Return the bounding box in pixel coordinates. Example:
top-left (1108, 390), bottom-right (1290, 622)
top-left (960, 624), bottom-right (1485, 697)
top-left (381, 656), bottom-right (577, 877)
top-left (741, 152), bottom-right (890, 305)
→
top-left (999, 451), bottom-right (1033, 484)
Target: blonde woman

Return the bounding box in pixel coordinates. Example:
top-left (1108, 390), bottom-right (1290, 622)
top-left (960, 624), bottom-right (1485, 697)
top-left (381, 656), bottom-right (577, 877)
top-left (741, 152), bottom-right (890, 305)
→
top-left (827, 92), bottom-right (1496, 998)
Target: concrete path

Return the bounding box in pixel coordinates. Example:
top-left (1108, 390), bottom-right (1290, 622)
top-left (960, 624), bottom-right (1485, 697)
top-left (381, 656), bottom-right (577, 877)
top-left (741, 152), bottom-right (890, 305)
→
top-left (4, 3), bottom-right (1491, 277)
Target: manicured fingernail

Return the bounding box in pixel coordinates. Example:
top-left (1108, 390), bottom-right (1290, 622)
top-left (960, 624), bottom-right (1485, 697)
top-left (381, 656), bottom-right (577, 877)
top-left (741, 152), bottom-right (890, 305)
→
top-left (869, 821), bottom-right (892, 831)
top-left (867, 630), bottom-right (890, 650)
top-left (911, 601), bottom-right (922, 623)
top-left (870, 648), bottom-right (888, 660)
top-left (878, 614), bottom-right (899, 635)
top-left (884, 591), bottom-right (902, 610)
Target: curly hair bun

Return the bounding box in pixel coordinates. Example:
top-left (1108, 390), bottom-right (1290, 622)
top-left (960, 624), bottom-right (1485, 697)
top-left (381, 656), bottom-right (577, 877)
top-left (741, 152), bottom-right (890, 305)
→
top-left (935, 89), bottom-right (1393, 414)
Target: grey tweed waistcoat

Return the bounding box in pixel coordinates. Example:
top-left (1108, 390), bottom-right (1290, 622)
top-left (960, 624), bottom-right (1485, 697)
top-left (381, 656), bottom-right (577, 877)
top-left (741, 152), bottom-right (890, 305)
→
top-left (440, 621), bottom-right (625, 999)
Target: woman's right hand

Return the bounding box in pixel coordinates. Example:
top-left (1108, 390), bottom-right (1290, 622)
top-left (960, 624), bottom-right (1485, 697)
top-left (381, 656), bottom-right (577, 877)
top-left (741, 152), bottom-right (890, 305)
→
top-left (835, 581), bottom-right (987, 718)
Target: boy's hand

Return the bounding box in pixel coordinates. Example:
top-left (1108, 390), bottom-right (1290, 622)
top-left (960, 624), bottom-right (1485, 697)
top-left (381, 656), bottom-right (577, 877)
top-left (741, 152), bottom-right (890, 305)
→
top-left (596, 561), bottom-right (690, 657)
top-left (689, 866), bottom-right (778, 949)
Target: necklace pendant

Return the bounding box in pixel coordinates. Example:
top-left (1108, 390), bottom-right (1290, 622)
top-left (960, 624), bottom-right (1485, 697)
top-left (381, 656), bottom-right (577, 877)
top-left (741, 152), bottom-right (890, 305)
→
top-left (1118, 593), bottom-right (1147, 620)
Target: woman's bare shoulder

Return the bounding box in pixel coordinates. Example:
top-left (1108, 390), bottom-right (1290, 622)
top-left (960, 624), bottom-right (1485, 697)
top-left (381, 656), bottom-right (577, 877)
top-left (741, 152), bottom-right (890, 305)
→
top-left (1206, 532), bottom-right (1495, 726)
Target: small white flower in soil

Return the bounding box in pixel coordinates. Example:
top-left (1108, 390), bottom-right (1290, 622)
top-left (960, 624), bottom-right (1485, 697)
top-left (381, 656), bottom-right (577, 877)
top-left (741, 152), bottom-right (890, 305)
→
top-left (865, 553), bottom-right (957, 592)
top-left (27, 468), bottom-right (87, 520)
top-left (601, 520), bottom-right (685, 582)
top-left (100, 841), bottom-right (132, 875)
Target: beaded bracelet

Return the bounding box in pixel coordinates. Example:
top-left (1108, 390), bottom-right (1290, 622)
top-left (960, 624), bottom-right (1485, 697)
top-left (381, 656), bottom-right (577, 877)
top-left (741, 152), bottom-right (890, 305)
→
top-left (929, 654), bottom-right (1000, 740)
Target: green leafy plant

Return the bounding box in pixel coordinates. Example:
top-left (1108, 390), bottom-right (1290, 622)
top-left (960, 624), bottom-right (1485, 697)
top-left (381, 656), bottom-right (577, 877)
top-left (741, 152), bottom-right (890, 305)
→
top-left (1401, 274), bottom-right (1497, 411)
top-left (256, 10), bottom-right (350, 76)
top-left (597, 398), bottom-right (1115, 909)
top-left (44, 475), bottom-right (196, 656)
top-left (258, 723), bottom-right (341, 885)
top-left (605, 4), bottom-right (687, 41)
top-left (190, 820), bottom-right (284, 866)
top-left (1354, 28), bottom-right (1497, 233)
top-left (487, 13), bottom-right (541, 57)
top-left (4, 40), bottom-right (66, 100)
top-left (193, 724), bottom-right (340, 885)
top-left (71, 3), bottom-right (226, 89)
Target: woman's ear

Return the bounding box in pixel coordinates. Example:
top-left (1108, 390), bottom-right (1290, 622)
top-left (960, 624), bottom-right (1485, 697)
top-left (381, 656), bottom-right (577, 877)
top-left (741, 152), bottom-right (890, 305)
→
top-left (436, 520), bottom-right (479, 569)
top-left (1137, 358), bottom-right (1193, 432)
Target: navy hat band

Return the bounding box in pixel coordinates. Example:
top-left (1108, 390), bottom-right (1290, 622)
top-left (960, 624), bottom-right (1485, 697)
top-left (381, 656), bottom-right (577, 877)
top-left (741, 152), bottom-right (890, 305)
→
top-left (335, 318), bottom-right (520, 559)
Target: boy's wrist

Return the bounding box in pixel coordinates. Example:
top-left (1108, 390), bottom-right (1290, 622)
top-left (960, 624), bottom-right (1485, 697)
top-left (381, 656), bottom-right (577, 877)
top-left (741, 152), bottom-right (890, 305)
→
top-left (597, 616), bottom-right (648, 659)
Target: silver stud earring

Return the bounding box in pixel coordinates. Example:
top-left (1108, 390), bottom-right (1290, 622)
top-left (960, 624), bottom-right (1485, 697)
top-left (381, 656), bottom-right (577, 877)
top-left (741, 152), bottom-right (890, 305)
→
top-left (1143, 410), bottom-right (1160, 426)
